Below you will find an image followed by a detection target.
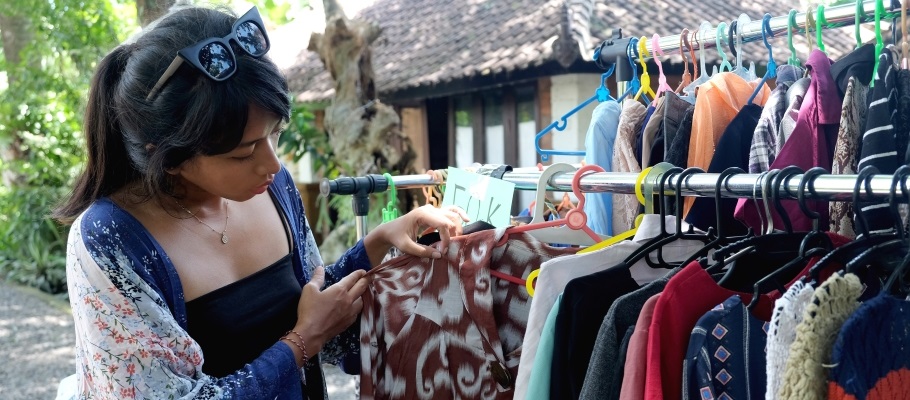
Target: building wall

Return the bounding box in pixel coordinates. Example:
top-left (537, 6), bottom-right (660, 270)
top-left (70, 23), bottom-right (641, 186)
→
top-left (547, 73), bottom-right (603, 165)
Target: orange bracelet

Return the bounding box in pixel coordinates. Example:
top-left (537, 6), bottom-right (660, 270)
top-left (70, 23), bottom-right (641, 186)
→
top-left (281, 334), bottom-right (309, 366)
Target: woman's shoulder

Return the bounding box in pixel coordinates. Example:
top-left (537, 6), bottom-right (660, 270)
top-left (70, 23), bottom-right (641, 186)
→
top-left (75, 198), bottom-right (163, 265)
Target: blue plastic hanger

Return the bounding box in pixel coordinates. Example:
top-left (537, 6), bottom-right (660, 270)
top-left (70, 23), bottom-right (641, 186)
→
top-left (535, 63), bottom-right (616, 161)
top-left (748, 14), bottom-right (777, 105)
top-left (618, 37), bottom-right (643, 102)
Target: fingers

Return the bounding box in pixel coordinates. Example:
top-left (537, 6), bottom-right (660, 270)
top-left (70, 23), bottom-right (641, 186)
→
top-left (397, 239), bottom-right (442, 259)
top-left (307, 266), bottom-right (326, 290)
top-left (334, 269), bottom-right (367, 292)
top-left (445, 205), bottom-right (471, 223)
top-left (347, 274), bottom-right (370, 301)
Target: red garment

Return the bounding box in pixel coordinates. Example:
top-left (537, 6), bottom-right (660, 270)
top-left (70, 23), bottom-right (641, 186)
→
top-left (620, 293), bottom-right (660, 400)
top-left (359, 229), bottom-right (576, 400)
top-left (643, 232), bottom-right (850, 400)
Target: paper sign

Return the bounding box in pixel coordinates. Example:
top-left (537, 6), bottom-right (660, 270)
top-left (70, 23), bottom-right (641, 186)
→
top-left (442, 167), bottom-right (515, 227)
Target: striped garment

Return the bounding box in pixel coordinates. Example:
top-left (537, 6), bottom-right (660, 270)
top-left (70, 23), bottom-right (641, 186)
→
top-left (858, 48), bottom-right (901, 235)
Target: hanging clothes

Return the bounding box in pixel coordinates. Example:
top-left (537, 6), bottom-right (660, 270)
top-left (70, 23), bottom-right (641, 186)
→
top-left (684, 72), bottom-right (771, 216)
top-left (766, 281), bottom-right (816, 400)
top-left (649, 91), bottom-right (692, 168)
top-left (735, 50), bottom-right (843, 232)
top-left (778, 273), bottom-right (864, 400)
top-left (584, 101), bottom-right (623, 236)
top-left (749, 65), bottom-right (804, 173)
top-left (637, 103), bottom-right (659, 167)
top-left (829, 77), bottom-right (869, 238)
top-left (526, 294), bottom-right (563, 400)
top-left (857, 48), bottom-right (902, 235)
top-left (778, 77), bottom-right (811, 150)
top-left (685, 103), bottom-right (763, 236)
top-left (548, 223), bottom-right (707, 400)
top-left (682, 295), bottom-right (769, 400)
top-left (579, 269), bottom-right (680, 400)
top-left (514, 214), bottom-right (683, 400)
top-left (618, 293), bottom-right (661, 400)
top-left (665, 106), bottom-right (695, 168)
top-left (827, 293), bottom-right (910, 400)
top-left (641, 98), bottom-right (666, 168)
top-left (359, 229), bottom-right (576, 400)
top-left (612, 100), bottom-right (648, 234)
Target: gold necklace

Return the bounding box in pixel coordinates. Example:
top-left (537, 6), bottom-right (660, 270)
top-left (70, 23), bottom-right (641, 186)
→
top-left (174, 199), bottom-right (230, 244)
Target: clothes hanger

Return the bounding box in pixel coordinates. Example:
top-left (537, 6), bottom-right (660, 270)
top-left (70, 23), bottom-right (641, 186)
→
top-left (730, 14), bottom-right (758, 81)
top-left (682, 22), bottom-right (714, 97)
top-left (745, 167), bottom-right (835, 309)
top-left (843, 166), bottom-right (910, 276)
top-left (650, 33), bottom-right (673, 98)
top-left (748, 14), bottom-right (778, 105)
top-left (577, 167), bottom-right (654, 254)
top-left (634, 36), bottom-right (657, 102)
top-left (714, 167), bottom-right (808, 284)
top-left (715, 22), bottom-right (733, 73)
top-left (536, 64), bottom-right (617, 161)
top-left (615, 167), bottom-right (681, 265)
top-left (618, 37), bottom-right (644, 102)
top-left (882, 167), bottom-right (910, 294)
top-left (806, 6), bottom-right (817, 53)
top-left (787, 9), bottom-right (802, 67)
top-left (679, 167), bottom-right (750, 268)
top-left (857, 0), bottom-right (866, 50)
top-left (381, 173), bottom-right (400, 222)
top-left (816, 5), bottom-right (829, 55)
top-left (621, 167), bottom-right (712, 269)
top-left (807, 166), bottom-right (896, 282)
top-left (902, 0), bottom-right (909, 68)
top-left (872, 0), bottom-right (886, 87)
top-left (675, 28), bottom-right (693, 94)
top-left (505, 163), bottom-right (609, 246)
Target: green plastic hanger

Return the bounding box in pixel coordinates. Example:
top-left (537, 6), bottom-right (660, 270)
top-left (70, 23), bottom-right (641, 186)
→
top-left (856, 0), bottom-right (865, 49)
top-left (381, 173), bottom-right (400, 223)
top-left (872, 0), bottom-right (885, 88)
top-left (787, 9), bottom-right (801, 67)
top-left (716, 22), bottom-right (733, 72)
top-left (816, 5), bottom-right (828, 54)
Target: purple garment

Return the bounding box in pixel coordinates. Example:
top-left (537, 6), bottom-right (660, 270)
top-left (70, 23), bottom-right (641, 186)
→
top-left (734, 50), bottom-right (843, 232)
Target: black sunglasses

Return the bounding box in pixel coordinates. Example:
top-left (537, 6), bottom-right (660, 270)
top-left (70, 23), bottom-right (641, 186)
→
top-left (146, 7), bottom-right (270, 101)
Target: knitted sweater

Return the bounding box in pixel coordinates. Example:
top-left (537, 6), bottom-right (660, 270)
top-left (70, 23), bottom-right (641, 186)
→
top-left (827, 293), bottom-right (910, 400)
top-left (766, 281), bottom-right (816, 400)
top-left (779, 274), bottom-right (863, 400)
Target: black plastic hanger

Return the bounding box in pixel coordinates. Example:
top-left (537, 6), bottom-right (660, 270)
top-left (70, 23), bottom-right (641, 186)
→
top-left (621, 167), bottom-right (711, 269)
top-left (679, 167), bottom-right (751, 268)
top-left (843, 166), bottom-right (910, 276)
top-left (807, 166), bottom-right (895, 282)
top-left (746, 167), bottom-right (833, 309)
top-left (881, 166), bottom-right (910, 295)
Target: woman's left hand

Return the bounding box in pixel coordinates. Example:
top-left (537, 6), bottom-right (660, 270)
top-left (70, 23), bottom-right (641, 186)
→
top-left (364, 205), bottom-right (469, 266)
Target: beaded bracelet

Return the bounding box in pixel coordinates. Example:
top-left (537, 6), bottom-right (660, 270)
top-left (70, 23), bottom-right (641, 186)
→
top-left (281, 334), bottom-right (309, 366)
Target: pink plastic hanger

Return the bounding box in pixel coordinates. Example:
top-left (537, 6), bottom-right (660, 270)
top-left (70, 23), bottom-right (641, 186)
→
top-left (502, 164), bottom-right (608, 246)
top-left (651, 33), bottom-right (673, 97)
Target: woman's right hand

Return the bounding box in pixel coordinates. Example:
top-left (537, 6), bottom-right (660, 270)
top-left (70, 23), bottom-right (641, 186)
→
top-left (292, 266), bottom-right (369, 358)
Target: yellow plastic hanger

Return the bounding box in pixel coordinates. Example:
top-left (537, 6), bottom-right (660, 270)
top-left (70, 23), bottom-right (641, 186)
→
top-left (577, 167), bottom-right (653, 254)
top-left (634, 36), bottom-right (656, 102)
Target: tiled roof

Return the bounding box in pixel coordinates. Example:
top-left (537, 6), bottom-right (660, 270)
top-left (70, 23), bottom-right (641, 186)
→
top-left (285, 0), bottom-right (860, 102)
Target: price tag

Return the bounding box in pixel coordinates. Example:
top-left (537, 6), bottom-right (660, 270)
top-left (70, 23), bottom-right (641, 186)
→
top-left (442, 167), bottom-right (515, 227)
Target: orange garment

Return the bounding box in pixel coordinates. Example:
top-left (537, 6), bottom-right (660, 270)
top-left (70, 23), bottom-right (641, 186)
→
top-left (683, 72), bottom-right (771, 216)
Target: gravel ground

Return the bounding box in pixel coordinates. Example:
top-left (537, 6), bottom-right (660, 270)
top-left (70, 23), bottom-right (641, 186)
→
top-left (0, 280), bottom-right (358, 399)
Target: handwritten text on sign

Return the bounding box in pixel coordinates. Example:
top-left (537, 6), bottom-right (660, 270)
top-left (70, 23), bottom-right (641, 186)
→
top-left (441, 167), bottom-right (515, 227)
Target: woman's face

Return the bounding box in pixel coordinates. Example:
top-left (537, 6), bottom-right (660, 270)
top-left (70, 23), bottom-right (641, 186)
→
top-left (174, 104), bottom-right (284, 202)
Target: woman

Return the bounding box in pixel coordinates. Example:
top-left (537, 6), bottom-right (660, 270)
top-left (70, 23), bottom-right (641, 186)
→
top-left (54, 5), bottom-right (466, 399)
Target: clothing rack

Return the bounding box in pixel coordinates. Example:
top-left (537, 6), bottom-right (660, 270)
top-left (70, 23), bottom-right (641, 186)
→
top-left (597, 0), bottom-right (902, 81)
top-left (323, 168), bottom-right (909, 202)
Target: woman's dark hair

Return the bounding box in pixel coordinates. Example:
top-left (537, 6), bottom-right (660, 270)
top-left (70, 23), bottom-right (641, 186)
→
top-left (54, 6), bottom-right (290, 224)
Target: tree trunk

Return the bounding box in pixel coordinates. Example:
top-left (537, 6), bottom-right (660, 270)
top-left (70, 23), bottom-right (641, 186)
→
top-left (136, 0), bottom-right (174, 28)
top-left (0, 9), bottom-right (32, 186)
top-left (307, 0), bottom-right (416, 177)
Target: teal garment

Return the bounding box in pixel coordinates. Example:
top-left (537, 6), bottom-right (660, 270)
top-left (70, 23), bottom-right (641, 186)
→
top-left (583, 101), bottom-right (622, 236)
top-left (526, 294), bottom-right (563, 400)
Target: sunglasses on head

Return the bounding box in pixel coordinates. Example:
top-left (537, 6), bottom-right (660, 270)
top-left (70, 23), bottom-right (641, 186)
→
top-left (146, 7), bottom-right (270, 101)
